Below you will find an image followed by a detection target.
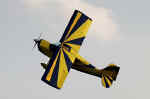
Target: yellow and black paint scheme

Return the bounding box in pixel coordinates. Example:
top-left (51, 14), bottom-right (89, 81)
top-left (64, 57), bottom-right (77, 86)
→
top-left (35, 10), bottom-right (120, 89)
top-left (37, 39), bottom-right (56, 58)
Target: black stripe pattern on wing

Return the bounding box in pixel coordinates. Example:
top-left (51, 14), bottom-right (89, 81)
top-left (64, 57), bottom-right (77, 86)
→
top-left (60, 10), bottom-right (78, 43)
top-left (49, 52), bottom-right (61, 87)
top-left (65, 37), bottom-right (85, 45)
top-left (62, 49), bottom-right (73, 72)
top-left (66, 14), bottom-right (88, 39)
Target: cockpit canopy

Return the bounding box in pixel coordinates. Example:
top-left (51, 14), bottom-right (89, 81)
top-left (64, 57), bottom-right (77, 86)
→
top-left (52, 42), bottom-right (61, 46)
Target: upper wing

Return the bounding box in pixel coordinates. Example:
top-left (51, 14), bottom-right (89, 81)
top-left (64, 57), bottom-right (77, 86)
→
top-left (60, 10), bottom-right (92, 53)
top-left (41, 47), bottom-right (76, 89)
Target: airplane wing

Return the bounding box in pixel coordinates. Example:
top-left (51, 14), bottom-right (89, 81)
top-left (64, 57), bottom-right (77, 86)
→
top-left (60, 10), bottom-right (92, 53)
top-left (42, 10), bottom-right (92, 89)
top-left (41, 47), bottom-right (76, 89)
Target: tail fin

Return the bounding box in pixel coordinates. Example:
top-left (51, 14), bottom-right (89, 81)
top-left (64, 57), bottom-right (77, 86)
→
top-left (101, 64), bottom-right (120, 88)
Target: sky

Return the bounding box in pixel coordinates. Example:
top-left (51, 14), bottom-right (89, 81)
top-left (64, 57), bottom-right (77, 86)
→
top-left (0, 0), bottom-right (150, 99)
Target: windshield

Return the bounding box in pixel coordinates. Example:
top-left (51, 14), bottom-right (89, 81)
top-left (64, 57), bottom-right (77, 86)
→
top-left (53, 42), bottom-right (61, 46)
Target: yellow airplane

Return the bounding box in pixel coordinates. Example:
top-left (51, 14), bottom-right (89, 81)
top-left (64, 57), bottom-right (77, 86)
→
top-left (33, 10), bottom-right (120, 89)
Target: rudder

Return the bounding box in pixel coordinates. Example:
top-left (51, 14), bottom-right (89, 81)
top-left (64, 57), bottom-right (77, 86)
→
top-left (101, 64), bottom-right (120, 88)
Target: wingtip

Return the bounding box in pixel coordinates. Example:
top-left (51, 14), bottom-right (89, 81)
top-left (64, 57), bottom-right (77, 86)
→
top-left (74, 9), bottom-right (93, 21)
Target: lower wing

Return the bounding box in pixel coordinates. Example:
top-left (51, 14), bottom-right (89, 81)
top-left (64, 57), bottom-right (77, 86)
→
top-left (41, 47), bottom-right (76, 89)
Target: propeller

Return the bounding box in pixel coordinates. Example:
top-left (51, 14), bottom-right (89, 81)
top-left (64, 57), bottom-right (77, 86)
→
top-left (32, 32), bottom-right (43, 50)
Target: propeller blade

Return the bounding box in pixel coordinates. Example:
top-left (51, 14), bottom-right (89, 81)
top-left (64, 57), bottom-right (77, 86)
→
top-left (32, 42), bottom-right (37, 50)
top-left (32, 32), bottom-right (43, 50)
top-left (38, 32), bottom-right (43, 40)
